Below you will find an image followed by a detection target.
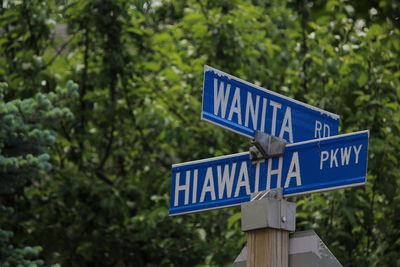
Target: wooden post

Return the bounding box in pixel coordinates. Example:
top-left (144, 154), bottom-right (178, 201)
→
top-left (247, 228), bottom-right (289, 267)
top-left (241, 189), bottom-right (295, 267)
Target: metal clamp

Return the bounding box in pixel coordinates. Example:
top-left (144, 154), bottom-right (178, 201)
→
top-left (241, 188), bottom-right (296, 232)
top-left (249, 131), bottom-right (287, 162)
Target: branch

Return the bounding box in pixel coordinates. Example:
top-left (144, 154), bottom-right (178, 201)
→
top-left (42, 32), bottom-right (78, 69)
top-left (196, 0), bottom-right (209, 20)
top-left (98, 117), bottom-right (115, 170)
top-left (298, 0), bottom-right (309, 95)
top-left (22, 1), bottom-right (40, 55)
top-left (95, 169), bottom-right (115, 186)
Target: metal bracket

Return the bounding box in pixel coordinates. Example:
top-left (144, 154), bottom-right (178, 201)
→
top-left (249, 131), bottom-right (287, 162)
top-left (241, 188), bottom-right (296, 232)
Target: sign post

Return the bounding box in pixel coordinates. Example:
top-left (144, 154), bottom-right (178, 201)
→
top-left (169, 66), bottom-right (369, 267)
top-left (241, 189), bottom-right (295, 267)
top-left (247, 228), bottom-right (289, 266)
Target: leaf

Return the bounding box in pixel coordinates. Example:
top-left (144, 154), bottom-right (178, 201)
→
top-left (228, 212), bottom-right (241, 229)
top-left (367, 24), bottom-right (384, 38)
top-left (196, 228), bottom-right (207, 241)
top-left (357, 72), bottom-right (368, 87)
top-left (184, 13), bottom-right (204, 23)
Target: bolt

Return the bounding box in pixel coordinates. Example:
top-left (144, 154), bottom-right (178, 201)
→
top-left (281, 216), bottom-right (287, 223)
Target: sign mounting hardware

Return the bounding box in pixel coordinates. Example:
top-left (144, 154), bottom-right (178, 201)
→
top-left (250, 131), bottom-right (287, 162)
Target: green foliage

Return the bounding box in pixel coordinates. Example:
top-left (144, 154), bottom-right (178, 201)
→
top-left (0, 229), bottom-right (44, 267)
top-left (0, 81), bottom-right (78, 192)
top-left (0, 0), bottom-right (399, 266)
top-left (0, 81), bottom-right (78, 265)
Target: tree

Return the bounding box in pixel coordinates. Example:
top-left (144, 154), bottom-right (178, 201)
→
top-left (0, 0), bottom-right (399, 266)
top-left (0, 81), bottom-right (78, 266)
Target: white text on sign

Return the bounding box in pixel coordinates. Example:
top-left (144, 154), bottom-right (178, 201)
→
top-left (213, 79), bottom-right (332, 143)
top-left (319, 145), bottom-right (363, 170)
top-left (174, 152), bottom-right (301, 206)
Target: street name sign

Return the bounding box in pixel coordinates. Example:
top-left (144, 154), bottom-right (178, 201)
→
top-left (169, 130), bottom-right (369, 215)
top-left (201, 66), bottom-right (340, 143)
top-left (232, 230), bottom-right (342, 267)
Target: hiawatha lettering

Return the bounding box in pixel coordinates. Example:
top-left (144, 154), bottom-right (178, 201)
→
top-left (170, 130), bottom-right (369, 215)
top-left (173, 152), bottom-right (301, 207)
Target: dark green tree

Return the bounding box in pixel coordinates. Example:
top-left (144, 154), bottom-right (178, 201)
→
top-left (0, 81), bottom-right (78, 266)
top-left (0, 0), bottom-right (399, 266)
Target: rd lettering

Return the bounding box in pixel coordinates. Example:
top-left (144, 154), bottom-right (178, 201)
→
top-left (315, 120), bottom-right (331, 138)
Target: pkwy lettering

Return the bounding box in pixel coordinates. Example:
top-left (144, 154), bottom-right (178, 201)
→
top-left (212, 78), bottom-right (331, 142)
top-left (320, 144), bottom-right (363, 170)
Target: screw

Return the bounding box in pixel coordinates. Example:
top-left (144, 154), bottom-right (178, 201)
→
top-left (281, 216), bottom-right (287, 223)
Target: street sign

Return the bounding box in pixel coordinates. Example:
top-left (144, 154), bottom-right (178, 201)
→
top-left (201, 66), bottom-right (340, 143)
top-left (169, 130), bottom-right (369, 215)
top-left (232, 230), bottom-right (342, 267)
top-left (288, 230), bottom-right (342, 267)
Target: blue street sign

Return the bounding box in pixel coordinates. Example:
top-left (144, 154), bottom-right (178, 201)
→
top-left (170, 130), bottom-right (369, 215)
top-left (202, 66), bottom-right (340, 143)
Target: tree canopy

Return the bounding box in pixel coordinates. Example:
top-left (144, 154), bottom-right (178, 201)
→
top-left (0, 0), bottom-right (399, 266)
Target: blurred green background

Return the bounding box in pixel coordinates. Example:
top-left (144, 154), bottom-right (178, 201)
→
top-left (0, 0), bottom-right (399, 266)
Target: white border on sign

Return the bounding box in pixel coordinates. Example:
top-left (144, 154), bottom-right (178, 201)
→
top-left (172, 130), bottom-right (369, 168)
top-left (203, 65), bottom-right (340, 120)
